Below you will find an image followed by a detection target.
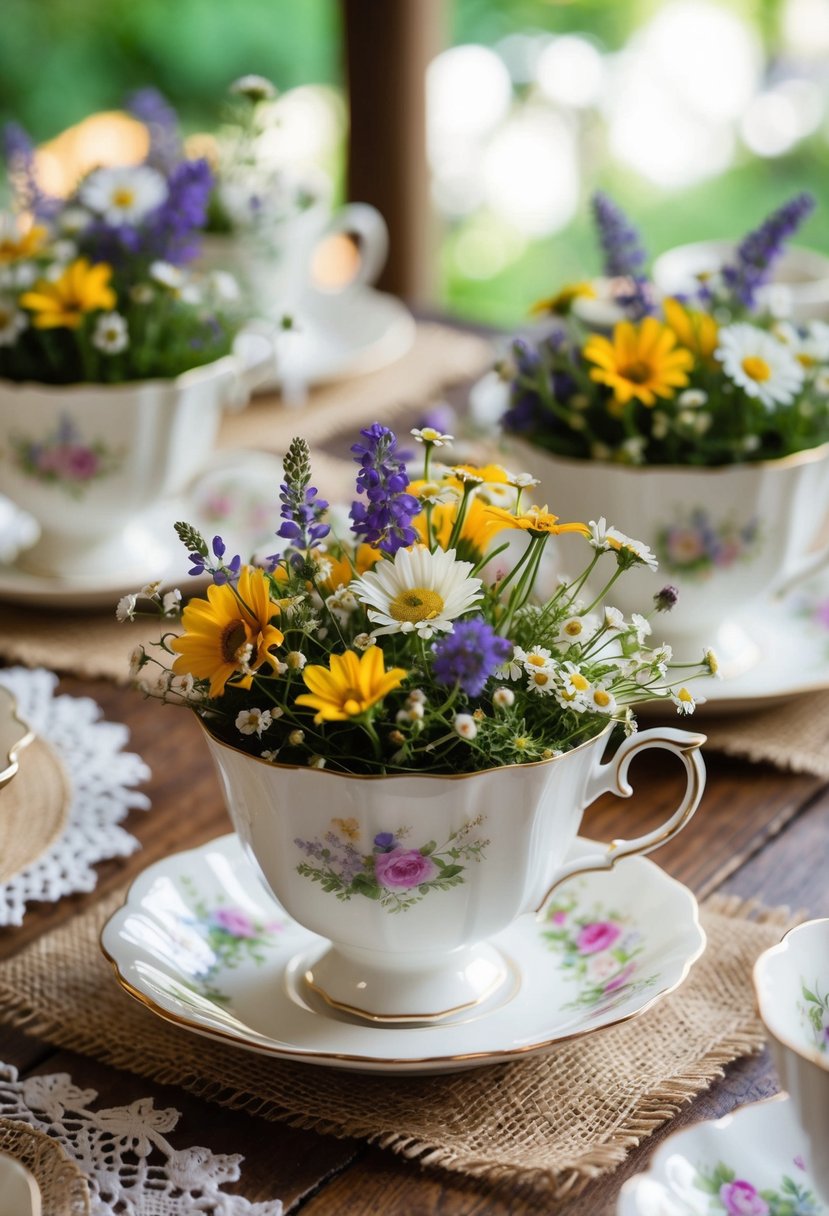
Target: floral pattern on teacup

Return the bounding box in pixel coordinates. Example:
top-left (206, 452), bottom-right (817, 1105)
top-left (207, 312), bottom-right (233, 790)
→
top-left (656, 507), bottom-right (761, 579)
top-left (799, 978), bottom-right (829, 1054)
top-left (176, 876), bottom-right (285, 1003)
top-left (10, 413), bottom-right (122, 497)
top-left (294, 816), bottom-right (489, 913)
top-left (541, 887), bottom-right (657, 1011)
top-left (693, 1158), bottom-right (820, 1215)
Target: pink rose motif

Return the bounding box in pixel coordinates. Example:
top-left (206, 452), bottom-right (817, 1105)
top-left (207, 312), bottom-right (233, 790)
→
top-left (374, 848), bottom-right (439, 890)
top-left (719, 1180), bottom-right (770, 1216)
top-left (603, 961), bottom-right (635, 994)
top-left (61, 445), bottom-right (99, 480)
top-left (576, 920), bottom-right (622, 954)
top-left (209, 907), bottom-right (256, 938)
top-left (551, 910), bottom-right (567, 925)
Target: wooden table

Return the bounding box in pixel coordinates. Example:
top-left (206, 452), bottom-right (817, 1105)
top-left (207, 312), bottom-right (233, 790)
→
top-left (2, 673), bottom-right (827, 1214)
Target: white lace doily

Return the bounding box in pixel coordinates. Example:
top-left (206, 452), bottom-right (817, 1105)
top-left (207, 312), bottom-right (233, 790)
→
top-left (0, 667), bottom-right (151, 927)
top-left (0, 1061), bottom-right (283, 1215)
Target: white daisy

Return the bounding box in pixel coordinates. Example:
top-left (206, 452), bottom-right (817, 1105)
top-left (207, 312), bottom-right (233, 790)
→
top-left (526, 668), bottom-right (557, 696)
top-left (676, 388), bottom-right (708, 409)
top-left (81, 165), bottom-right (168, 226)
top-left (493, 687), bottom-right (515, 709)
top-left (230, 74), bottom-right (277, 101)
top-left (630, 613), bottom-right (652, 643)
top-left (507, 471), bottom-right (540, 490)
top-left (587, 685), bottom-right (617, 715)
top-left (774, 320), bottom-right (829, 369)
top-left (0, 299), bottom-right (28, 347)
top-left (162, 589), bottom-right (182, 615)
top-left (608, 528), bottom-right (658, 571)
top-left (128, 645), bottom-right (146, 679)
top-left (92, 312), bottom-right (129, 355)
top-left (59, 207), bottom-right (91, 235)
top-left (604, 606), bottom-right (625, 631)
top-left (350, 546), bottom-right (483, 640)
top-left (325, 586), bottom-right (359, 625)
top-left (558, 662), bottom-right (592, 704)
top-left (716, 323), bottom-right (804, 408)
top-left (815, 371), bottom-right (829, 397)
top-left (672, 686), bottom-right (703, 715)
top-left (522, 645), bottom-right (556, 673)
top-left (115, 594), bottom-right (137, 622)
top-left (411, 426), bottom-right (453, 446)
top-left (235, 708), bottom-right (273, 737)
top-left (453, 713), bottom-right (477, 740)
top-left (556, 615), bottom-right (599, 646)
top-left (352, 632), bottom-right (376, 651)
top-left (149, 260), bottom-right (186, 290)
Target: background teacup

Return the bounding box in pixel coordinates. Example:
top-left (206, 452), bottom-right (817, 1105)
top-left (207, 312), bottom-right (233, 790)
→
top-left (202, 722), bottom-right (705, 1024)
top-left (0, 330), bottom-right (273, 583)
top-left (501, 439), bottom-right (829, 673)
top-left (652, 240), bottom-right (829, 321)
top-left (199, 190), bottom-right (389, 323)
top-left (754, 918), bottom-right (829, 1203)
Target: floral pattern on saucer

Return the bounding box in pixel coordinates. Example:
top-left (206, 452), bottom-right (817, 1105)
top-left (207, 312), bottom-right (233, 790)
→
top-left (656, 507), bottom-right (761, 579)
top-left (542, 885), bottom-right (657, 1011)
top-left (799, 978), bottom-right (829, 1054)
top-left (11, 413), bottom-right (121, 496)
top-left (294, 816), bottom-right (489, 913)
top-left (694, 1159), bottom-right (820, 1215)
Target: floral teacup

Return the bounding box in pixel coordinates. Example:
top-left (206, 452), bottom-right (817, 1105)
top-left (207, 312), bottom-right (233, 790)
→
top-left (753, 918), bottom-right (829, 1204)
top-left (202, 721), bottom-right (706, 1024)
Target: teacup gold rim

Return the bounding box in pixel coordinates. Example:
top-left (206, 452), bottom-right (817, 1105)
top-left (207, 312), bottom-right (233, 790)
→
top-left (196, 713), bottom-right (614, 781)
top-left (0, 686), bottom-right (35, 789)
top-left (752, 916), bottom-right (829, 1074)
top-left (99, 834), bottom-right (706, 1069)
top-left (504, 433), bottom-right (829, 475)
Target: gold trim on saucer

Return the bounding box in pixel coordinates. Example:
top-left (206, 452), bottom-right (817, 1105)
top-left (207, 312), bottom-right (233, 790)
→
top-left (0, 686), bottom-right (34, 790)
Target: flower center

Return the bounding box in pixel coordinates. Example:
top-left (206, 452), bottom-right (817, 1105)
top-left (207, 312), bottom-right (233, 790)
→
top-left (220, 619), bottom-right (248, 663)
top-left (388, 586), bottom-right (445, 623)
top-left (741, 355), bottom-right (771, 383)
top-left (112, 187), bottom-right (136, 209)
top-left (798, 353), bottom-right (817, 368)
top-left (0, 307), bottom-right (10, 327)
top-left (563, 621), bottom-right (583, 636)
top-left (343, 695), bottom-right (362, 716)
top-left (569, 673), bottom-right (590, 691)
top-left (677, 687), bottom-right (693, 702)
top-left (593, 689), bottom-right (611, 707)
top-left (527, 654), bottom-right (548, 667)
top-left (621, 359), bottom-right (653, 385)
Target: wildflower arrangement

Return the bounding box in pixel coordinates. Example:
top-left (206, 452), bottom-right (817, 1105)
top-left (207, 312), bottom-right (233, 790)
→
top-left (502, 190), bottom-right (829, 466)
top-left (197, 75), bottom-right (317, 237)
top-left (0, 92), bottom-right (241, 384)
top-left (126, 423), bottom-right (713, 776)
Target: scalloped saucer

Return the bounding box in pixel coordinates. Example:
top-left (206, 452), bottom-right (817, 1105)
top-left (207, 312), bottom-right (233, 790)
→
top-left (101, 833), bottom-right (705, 1076)
top-left (617, 1094), bottom-right (825, 1215)
top-left (0, 449), bottom-right (284, 610)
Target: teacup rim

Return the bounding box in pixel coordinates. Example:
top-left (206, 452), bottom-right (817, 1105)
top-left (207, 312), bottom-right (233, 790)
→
top-left (504, 433), bottom-right (829, 475)
top-left (197, 712), bottom-right (614, 781)
top-left (752, 916), bottom-right (829, 1073)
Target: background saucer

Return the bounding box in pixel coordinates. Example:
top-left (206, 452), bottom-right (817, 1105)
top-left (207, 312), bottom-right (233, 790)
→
top-left (101, 832), bottom-right (704, 1075)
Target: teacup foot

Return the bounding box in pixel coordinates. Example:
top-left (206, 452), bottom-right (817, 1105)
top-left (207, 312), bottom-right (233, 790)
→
top-left (297, 940), bottom-right (514, 1025)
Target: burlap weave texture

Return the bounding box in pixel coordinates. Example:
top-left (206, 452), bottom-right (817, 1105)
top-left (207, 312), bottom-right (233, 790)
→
top-left (0, 890), bottom-right (796, 1199)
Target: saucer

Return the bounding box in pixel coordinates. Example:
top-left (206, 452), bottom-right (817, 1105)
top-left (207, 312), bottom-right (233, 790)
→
top-left (263, 287), bottom-right (415, 395)
top-left (101, 832), bottom-right (704, 1075)
top-left (617, 1094), bottom-right (825, 1215)
top-left (0, 449), bottom-right (284, 610)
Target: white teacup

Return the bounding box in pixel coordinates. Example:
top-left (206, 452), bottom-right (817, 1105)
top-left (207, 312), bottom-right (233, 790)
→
top-left (0, 331), bottom-right (273, 582)
top-left (754, 918), bottom-right (829, 1203)
top-left (202, 722), bottom-right (705, 1024)
top-left (653, 240), bottom-right (829, 322)
top-left (199, 196), bottom-right (388, 323)
top-left (501, 440), bottom-right (829, 672)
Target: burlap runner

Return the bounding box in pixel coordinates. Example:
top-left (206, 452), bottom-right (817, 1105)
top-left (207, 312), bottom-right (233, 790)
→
top-left (0, 887), bottom-right (797, 1199)
top-left (0, 738), bottom-right (70, 884)
top-left (704, 697), bottom-right (829, 778)
top-left (0, 1120), bottom-right (90, 1215)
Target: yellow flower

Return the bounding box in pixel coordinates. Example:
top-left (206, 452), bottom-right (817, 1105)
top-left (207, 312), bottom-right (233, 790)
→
top-left (170, 566), bottom-right (284, 698)
top-left (484, 504), bottom-right (590, 538)
top-left (295, 648), bottom-right (407, 724)
top-left (530, 281), bottom-right (597, 317)
top-left (414, 497), bottom-right (511, 558)
top-left (663, 297), bottom-right (719, 363)
top-left (0, 222), bottom-right (47, 264)
top-left (584, 317), bottom-right (693, 408)
top-left (318, 544), bottom-right (381, 594)
top-left (20, 258), bottom-right (117, 329)
top-left (332, 817), bottom-right (360, 840)
top-left (449, 463), bottom-right (511, 488)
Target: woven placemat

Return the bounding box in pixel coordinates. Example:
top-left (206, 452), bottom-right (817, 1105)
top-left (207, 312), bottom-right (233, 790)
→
top-left (0, 888), bottom-right (797, 1199)
top-left (0, 738), bottom-right (70, 885)
top-left (0, 1119), bottom-right (90, 1216)
top-left (703, 696), bottom-right (829, 778)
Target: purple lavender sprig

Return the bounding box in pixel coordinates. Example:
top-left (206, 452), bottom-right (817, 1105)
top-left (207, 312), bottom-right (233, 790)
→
top-left (591, 191), bottom-right (653, 320)
top-left (432, 618), bottom-right (513, 697)
top-left (350, 423), bottom-right (419, 555)
top-left (174, 523), bottom-right (240, 584)
top-left (126, 87), bottom-right (182, 176)
top-left (2, 122), bottom-right (57, 219)
top-left (277, 436), bottom-right (330, 565)
top-left (721, 192), bottom-right (816, 311)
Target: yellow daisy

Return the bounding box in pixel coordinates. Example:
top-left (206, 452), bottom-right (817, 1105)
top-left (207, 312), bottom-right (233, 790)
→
top-left (318, 543), bottom-right (381, 594)
top-left (583, 316), bottom-right (693, 408)
top-left (20, 258), bottom-right (117, 329)
top-left (296, 648), bottom-right (407, 724)
top-left (170, 566), bottom-right (284, 698)
top-left (530, 281), bottom-right (597, 317)
top-left (485, 504), bottom-right (590, 538)
top-left (663, 297), bottom-right (719, 363)
top-left (414, 497), bottom-right (511, 559)
top-left (0, 220), bottom-right (47, 264)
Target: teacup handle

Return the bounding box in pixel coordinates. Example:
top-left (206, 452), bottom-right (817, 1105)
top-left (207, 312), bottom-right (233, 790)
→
top-left (535, 727), bottom-right (706, 915)
top-left (322, 203), bottom-right (389, 292)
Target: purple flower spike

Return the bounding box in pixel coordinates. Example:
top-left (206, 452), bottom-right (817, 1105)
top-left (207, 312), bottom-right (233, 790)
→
top-left (722, 193), bottom-right (816, 311)
top-left (3, 122), bottom-right (57, 219)
top-left (278, 437), bottom-right (330, 562)
top-left (591, 191), bottom-right (654, 320)
top-left (432, 618), bottom-right (513, 697)
top-left (126, 87), bottom-right (182, 175)
top-left (350, 423), bottom-right (420, 554)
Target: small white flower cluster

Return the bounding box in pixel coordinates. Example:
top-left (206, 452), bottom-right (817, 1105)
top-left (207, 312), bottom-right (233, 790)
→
top-left (116, 584), bottom-right (181, 623)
